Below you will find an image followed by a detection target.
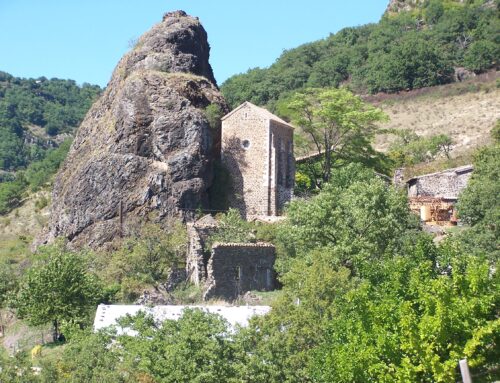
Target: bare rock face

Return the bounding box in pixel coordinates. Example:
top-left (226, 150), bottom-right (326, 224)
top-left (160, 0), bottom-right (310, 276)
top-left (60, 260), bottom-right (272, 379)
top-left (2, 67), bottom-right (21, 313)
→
top-left (37, 11), bottom-right (228, 249)
top-left (385, 0), bottom-right (425, 14)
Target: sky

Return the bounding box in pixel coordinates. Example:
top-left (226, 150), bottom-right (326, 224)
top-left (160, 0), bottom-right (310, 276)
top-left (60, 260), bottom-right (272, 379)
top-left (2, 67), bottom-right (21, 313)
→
top-left (0, 0), bottom-right (388, 88)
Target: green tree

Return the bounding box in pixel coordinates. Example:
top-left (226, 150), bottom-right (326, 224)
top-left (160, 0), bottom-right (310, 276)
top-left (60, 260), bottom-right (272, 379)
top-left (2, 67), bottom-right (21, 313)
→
top-left (277, 163), bottom-right (417, 275)
top-left (308, 241), bottom-right (499, 383)
top-left (457, 144), bottom-right (499, 260)
top-left (282, 88), bottom-right (388, 187)
top-left (119, 309), bottom-right (238, 383)
top-left (11, 241), bottom-right (102, 341)
top-left (49, 330), bottom-right (126, 383)
top-left (210, 208), bottom-right (254, 245)
top-left (0, 172), bottom-right (28, 214)
top-left (464, 40), bottom-right (499, 73)
top-left (365, 32), bottom-right (454, 93)
top-left (101, 221), bottom-right (187, 301)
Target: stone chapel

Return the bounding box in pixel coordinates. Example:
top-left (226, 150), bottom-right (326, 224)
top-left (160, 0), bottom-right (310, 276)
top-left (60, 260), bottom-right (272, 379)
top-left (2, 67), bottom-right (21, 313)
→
top-left (221, 101), bottom-right (295, 219)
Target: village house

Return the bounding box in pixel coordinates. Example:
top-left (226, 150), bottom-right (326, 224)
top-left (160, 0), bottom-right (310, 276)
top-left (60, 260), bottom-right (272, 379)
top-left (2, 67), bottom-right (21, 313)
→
top-left (404, 165), bottom-right (473, 224)
top-left (221, 101), bottom-right (295, 219)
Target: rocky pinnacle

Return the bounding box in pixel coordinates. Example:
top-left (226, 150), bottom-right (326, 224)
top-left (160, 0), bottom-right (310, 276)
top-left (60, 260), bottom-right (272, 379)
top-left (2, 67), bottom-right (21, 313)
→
top-left (36, 11), bottom-right (228, 249)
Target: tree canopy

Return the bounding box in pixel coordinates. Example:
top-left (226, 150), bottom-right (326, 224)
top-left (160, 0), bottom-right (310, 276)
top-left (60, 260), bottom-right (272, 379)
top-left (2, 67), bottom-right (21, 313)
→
top-left (282, 88), bottom-right (388, 187)
top-left (0, 72), bottom-right (101, 171)
top-left (221, 0), bottom-right (498, 108)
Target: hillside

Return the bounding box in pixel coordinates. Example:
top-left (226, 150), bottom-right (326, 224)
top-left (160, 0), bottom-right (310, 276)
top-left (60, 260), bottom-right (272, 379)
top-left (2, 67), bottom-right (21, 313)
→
top-left (374, 72), bottom-right (499, 153)
top-left (221, 0), bottom-right (498, 108)
top-left (0, 71), bottom-right (101, 172)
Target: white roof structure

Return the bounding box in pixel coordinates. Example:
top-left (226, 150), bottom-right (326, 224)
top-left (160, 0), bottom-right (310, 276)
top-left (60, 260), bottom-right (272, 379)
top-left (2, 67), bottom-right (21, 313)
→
top-left (94, 304), bottom-right (271, 335)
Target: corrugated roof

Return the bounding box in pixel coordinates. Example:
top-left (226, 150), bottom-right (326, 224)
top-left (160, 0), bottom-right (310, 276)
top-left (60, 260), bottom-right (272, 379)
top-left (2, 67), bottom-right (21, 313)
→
top-left (93, 304), bottom-right (271, 335)
top-left (221, 101), bottom-right (294, 129)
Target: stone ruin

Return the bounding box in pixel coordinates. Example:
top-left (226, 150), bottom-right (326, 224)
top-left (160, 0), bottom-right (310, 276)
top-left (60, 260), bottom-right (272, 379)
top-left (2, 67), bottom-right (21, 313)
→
top-left (186, 215), bottom-right (276, 301)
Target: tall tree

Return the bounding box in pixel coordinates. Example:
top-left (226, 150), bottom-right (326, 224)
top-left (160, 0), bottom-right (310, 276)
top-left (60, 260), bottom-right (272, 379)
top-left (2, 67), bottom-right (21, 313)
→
top-left (11, 241), bottom-right (102, 341)
top-left (282, 88), bottom-right (387, 187)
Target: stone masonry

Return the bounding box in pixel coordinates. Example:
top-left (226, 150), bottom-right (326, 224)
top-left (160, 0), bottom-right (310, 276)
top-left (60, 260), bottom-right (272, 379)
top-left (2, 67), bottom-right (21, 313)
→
top-left (203, 243), bottom-right (276, 301)
top-left (186, 215), bottom-right (218, 286)
top-left (186, 215), bottom-right (277, 301)
top-left (221, 102), bottom-right (295, 219)
top-left (407, 165), bottom-right (473, 200)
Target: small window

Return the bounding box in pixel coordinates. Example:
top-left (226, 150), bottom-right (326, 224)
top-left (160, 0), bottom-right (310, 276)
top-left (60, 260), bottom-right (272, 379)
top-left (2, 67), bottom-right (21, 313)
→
top-left (242, 139), bottom-right (250, 149)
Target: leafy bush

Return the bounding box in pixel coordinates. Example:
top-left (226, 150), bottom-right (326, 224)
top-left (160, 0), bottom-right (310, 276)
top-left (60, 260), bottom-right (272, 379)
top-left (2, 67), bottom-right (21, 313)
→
top-left (97, 221), bottom-right (187, 302)
top-left (0, 139), bottom-right (71, 216)
top-left (0, 173), bottom-right (27, 214)
top-left (209, 208), bottom-right (254, 246)
top-left (388, 129), bottom-right (454, 167)
top-left (457, 143), bottom-right (499, 260)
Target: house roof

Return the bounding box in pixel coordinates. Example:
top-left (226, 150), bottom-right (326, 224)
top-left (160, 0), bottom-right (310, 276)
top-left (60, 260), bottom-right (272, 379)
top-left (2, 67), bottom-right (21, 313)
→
top-left (221, 101), bottom-right (294, 129)
top-left (93, 304), bottom-right (271, 335)
top-left (406, 164), bottom-right (473, 183)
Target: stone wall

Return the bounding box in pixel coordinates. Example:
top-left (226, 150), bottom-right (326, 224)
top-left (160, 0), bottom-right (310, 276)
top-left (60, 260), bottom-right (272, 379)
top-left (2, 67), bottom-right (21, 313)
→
top-left (186, 216), bottom-right (218, 285)
top-left (221, 102), bottom-right (294, 219)
top-left (203, 243), bottom-right (276, 301)
top-left (407, 165), bottom-right (473, 200)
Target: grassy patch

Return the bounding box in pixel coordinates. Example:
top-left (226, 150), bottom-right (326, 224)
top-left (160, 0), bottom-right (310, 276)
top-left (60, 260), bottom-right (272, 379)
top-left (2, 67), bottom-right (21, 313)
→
top-left (0, 234), bottom-right (31, 265)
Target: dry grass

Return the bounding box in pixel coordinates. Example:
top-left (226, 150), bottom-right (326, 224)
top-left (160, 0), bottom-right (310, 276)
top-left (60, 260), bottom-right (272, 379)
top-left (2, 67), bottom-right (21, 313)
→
top-left (373, 76), bottom-right (500, 159)
top-left (0, 190), bottom-right (50, 239)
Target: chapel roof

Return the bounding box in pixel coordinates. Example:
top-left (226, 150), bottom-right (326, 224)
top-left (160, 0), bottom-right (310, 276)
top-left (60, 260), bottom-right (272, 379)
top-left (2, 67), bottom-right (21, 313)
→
top-left (221, 101), bottom-right (294, 129)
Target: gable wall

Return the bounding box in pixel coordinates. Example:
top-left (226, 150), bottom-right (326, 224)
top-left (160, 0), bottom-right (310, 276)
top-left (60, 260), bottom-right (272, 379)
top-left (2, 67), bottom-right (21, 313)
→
top-left (222, 104), bottom-right (270, 217)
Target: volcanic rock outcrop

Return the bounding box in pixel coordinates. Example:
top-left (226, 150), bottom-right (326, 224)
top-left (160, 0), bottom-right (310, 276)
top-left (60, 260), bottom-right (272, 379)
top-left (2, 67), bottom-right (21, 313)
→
top-left (38, 11), bottom-right (228, 249)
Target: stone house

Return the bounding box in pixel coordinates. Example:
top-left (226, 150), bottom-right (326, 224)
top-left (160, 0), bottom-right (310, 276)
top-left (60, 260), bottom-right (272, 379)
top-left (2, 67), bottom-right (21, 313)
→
top-left (221, 102), bottom-right (295, 219)
top-left (405, 164), bottom-right (473, 223)
top-left (406, 165), bottom-right (473, 199)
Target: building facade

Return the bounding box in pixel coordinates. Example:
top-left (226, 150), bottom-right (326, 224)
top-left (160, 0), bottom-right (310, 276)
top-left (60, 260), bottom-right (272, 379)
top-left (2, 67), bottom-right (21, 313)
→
top-left (221, 102), bottom-right (295, 219)
top-left (405, 164), bottom-right (473, 224)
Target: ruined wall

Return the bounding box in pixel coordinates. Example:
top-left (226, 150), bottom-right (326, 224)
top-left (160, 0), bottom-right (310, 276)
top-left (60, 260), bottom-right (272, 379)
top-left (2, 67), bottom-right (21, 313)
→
top-left (203, 243), bottom-right (276, 301)
top-left (408, 166), bottom-right (473, 199)
top-left (186, 220), bottom-right (218, 285)
top-left (221, 104), bottom-right (270, 218)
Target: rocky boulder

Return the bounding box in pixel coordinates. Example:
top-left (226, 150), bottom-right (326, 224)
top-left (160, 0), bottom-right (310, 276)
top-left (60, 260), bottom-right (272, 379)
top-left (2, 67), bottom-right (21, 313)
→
top-left (37, 11), bottom-right (228, 249)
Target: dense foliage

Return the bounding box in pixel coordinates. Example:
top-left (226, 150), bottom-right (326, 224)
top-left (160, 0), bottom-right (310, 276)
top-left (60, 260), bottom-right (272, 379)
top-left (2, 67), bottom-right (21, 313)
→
top-left (221, 0), bottom-right (499, 108)
top-left (282, 88), bottom-right (388, 186)
top-left (457, 140), bottom-right (499, 260)
top-left (4, 164), bottom-right (497, 382)
top-left (387, 129), bottom-right (454, 167)
top-left (0, 71), bottom-right (100, 171)
top-left (96, 221), bottom-right (188, 302)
